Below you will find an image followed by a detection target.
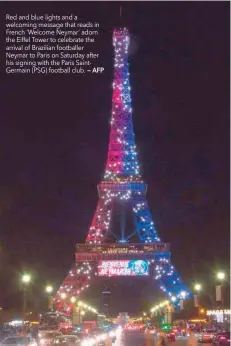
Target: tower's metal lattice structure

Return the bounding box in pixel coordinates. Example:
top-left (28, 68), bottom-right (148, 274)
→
top-left (53, 28), bottom-right (191, 313)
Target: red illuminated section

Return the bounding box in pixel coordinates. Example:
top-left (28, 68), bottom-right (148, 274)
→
top-left (98, 260), bottom-right (149, 276)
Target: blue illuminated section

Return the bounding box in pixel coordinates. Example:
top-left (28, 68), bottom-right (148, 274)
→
top-left (153, 256), bottom-right (192, 304)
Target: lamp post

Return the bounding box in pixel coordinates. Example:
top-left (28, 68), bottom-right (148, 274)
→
top-left (216, 272), bottom-right (225, 322)
top-left (45, 286), bottom-right (53, 309)
top-left (143, 312), bottom-right (147, 322)
top-left (21, 274), bottom-right (31, 329)
top-left (80, 310), bottom-right (85, 324)
top-left (216, 272), bottom-right (225, 308)
top-left (194, 283), bottom-right (202, 316)
top-left (179, 291), bottom-right (186, 310)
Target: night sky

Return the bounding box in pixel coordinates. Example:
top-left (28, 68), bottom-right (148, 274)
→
top-left (0, 2), bottom-right (230, 313)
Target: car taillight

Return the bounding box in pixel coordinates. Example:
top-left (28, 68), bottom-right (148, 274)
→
top-left (220, 337), bottom-right (226, 340)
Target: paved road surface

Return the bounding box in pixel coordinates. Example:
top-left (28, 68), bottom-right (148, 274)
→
top-left (123, 331), bottom-right (155, 345)
top-left (113, 331), bottom-right (211, 346)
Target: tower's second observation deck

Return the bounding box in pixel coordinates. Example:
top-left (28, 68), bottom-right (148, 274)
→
top-left (75, 242), bottom-right (170, 261)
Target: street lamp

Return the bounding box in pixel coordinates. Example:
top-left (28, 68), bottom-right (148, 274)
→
top-left (21, 274), bottom-right (31, 327)
top-left (216, 272), bottom-right (225, 311)
top-left (45, 286), bottom-right (53, 294)
top-left (142, 312), bottom-right (147, 322)
top-left (80, 310), bottom-right (85, 323)
top-left (194, 284), bottom-right (202, 292)
top-left (194, 283), bottom-right (202, 318)
top-left (22, 274), bottom-right (31, 284)
top-left (179, 291), bottom-right (186, 311)
top-left (217, 272), bottom-right (225, 281)
top-left (45, 286), bottom-right (54, 309)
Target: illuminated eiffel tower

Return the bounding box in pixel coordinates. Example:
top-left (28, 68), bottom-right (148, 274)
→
top-left (53, 28), bottom-right (191, 314)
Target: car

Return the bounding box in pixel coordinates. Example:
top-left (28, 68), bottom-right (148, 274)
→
top-left (69, 333), bottom-right (95, 346)
top-left (0, 336), bottom-right (37, 346)
top-left (69, 333), bottom-right (88, 340)
top-left (51, 336), bottom-right (81, 346)
top-left (39, 332), bottom-right (63, 345)
top-left (89, 330), bottom-right (106, 346)
top-left (198, 330), bottom-right (216, 343)
top-left (38, 330), bottom-right (59, 339)
top-left (213, 332), bottom-right (230, 346)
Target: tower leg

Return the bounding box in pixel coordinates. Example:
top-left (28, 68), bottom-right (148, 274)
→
top-left (86, 199), bottom-right (112, 243)
top-left (53, 261), bottom-right (95, 313)
top-left (153, 256), bottom-right (191, 303)
top-left (132, 197), bottom-right (160, 242)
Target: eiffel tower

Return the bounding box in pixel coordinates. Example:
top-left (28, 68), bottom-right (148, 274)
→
top-left (53, 28), bottom-right (191, 313)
